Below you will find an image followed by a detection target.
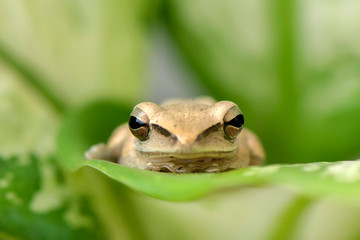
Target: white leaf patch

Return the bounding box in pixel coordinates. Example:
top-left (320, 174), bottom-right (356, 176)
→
top-left (324, 161), bottom-right (360, 183)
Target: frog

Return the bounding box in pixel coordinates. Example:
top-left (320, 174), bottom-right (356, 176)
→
top-left (85, 97), bottom-right (265, 173)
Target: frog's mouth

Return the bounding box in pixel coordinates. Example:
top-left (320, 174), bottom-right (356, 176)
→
top-left (138, 154), bottom-right (237, 173)
top-left (135, 148), bottom-right (240, 173)
top-left (137, 149), bottom-right (237, 162)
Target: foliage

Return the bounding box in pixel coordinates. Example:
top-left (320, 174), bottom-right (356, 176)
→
top-left (0, 0), bottom-right (360, 239)
top-left (0, 155), bottom-right (105, 240)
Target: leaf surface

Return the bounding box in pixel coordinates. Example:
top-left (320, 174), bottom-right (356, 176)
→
top-left (0, 155), bottom-right (105, 240)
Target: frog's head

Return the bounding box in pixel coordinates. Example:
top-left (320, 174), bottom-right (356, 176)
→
top-left (128, 98), bottom-right (244, 167)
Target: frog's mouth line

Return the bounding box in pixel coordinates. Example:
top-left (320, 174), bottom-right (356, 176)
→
top-left (136, 150), bottom-right (237, 162)
top-left (141, 155), bottom-right (236, 173)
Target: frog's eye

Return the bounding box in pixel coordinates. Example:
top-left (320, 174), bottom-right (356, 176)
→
top-left (223, 106), bottom-right (244, 140)
top-left (224, 114), bottom-right (244, 139)
top-left (129, 108), bottom-right (150, 141)
top-left (129, 116), bottom-right (149, 141)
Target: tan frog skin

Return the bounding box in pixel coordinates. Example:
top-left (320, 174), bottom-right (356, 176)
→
top-left (85, 97), bottom-right (265, 173)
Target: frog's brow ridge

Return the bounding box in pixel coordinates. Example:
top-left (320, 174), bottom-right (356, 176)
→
top-left (195, 123), bottom-right (221, 141)
top-left (152, 124), bottom-right (173, 138)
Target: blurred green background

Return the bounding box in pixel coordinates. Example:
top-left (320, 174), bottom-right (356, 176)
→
top-left (1, 0), bottom-right (360, 164)
top-left (1, 0), bottom-right (360, 239)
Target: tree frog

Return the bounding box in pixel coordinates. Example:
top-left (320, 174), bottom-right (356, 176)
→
top-left (85, 97), bottom-right (265, 173)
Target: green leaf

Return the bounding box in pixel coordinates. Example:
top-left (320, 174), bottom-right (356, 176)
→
top-left (0, 0), bottom-right (149, 108)
top-left (57, 100), bottom-right (131, 171)
top-left (58, 101), bottom-right (360, 204)
top-left (0, 0), bottom-right (154, 156)
top-left (0, 64), bottom-right (59, 156)
top-left (0, 155), bottom-right (105, 240)
top-left (56, 100), bottom-right (150, 240)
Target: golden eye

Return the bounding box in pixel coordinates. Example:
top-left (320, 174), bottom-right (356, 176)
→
top-left (223, 105), bottom-right (244, 140)
top-left (128, 108), bottom-right (150, 141)
top-left (226, 114), bottom-right (244, 128)
top-left (224, 114), bottom-right (244, 139)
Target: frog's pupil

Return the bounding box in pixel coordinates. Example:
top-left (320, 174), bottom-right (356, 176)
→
top-left (129, 116), bottom-right (145, 129)
top-left (226, 114), bottom-right (244, 128)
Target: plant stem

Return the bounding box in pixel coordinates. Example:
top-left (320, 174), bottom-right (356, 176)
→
top-left (274, 0), bottom-right (297, 101)
top-left (0, 43), bottom-right (66, 114)
top-left (270, 0), bottom-right (299, 163)
top-left (267, 195), bottom-right (312, 240)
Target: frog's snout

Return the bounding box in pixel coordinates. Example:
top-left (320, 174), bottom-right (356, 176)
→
top-left (176, 134), bottom-right (197, 146)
